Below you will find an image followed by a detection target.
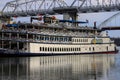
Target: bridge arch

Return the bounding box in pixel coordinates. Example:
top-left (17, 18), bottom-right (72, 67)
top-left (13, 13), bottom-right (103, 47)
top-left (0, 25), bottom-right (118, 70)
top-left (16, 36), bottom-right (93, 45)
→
top-left (98, 11), bottom-right (120, 29)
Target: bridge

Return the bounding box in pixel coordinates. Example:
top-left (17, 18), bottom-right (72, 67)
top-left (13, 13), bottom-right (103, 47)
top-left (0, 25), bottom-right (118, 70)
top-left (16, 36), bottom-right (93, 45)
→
top-left (1, 0), bottom-right (120, 17)
top-left (0, 0), bottom-right (120, 31)
top-left (101, 26), bottom-right (120, 30)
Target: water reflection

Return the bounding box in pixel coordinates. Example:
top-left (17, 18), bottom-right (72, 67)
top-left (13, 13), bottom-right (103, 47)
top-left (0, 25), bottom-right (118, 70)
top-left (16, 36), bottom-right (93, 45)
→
top-left (0, 54), bottom-right (115, 80)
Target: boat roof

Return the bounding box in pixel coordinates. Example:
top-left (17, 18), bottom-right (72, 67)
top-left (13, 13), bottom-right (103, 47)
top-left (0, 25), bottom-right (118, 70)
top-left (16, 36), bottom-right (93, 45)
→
top-left (5, 23), bottom-right (101, 32)
top-left (59, 20), bottom-right (87, 23)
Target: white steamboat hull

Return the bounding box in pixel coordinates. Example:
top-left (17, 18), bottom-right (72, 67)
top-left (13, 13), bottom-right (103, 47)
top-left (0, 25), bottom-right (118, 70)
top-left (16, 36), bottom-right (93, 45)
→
top-left (0, 42), bottom-right (118, 57)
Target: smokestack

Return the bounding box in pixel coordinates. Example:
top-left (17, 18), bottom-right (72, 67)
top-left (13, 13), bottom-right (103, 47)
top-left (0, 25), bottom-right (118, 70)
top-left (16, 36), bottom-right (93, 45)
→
top-left (94, 22), bottom-right (97, 29)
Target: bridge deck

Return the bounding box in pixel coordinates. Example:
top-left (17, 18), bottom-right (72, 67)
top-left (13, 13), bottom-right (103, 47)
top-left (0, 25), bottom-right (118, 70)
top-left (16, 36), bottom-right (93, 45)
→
top-left (102, 26), bottom-right (120, 30)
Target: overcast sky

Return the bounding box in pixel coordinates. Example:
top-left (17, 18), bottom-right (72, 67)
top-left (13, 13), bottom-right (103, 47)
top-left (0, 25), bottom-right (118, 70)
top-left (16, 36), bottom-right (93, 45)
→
top-left (0, 0), bottom-right (120, 37)
top-left (0, 0), bottom-right (12, 10)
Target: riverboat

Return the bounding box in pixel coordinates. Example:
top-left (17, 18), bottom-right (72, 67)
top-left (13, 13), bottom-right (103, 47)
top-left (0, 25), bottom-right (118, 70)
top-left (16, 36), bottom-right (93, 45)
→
top-left (0, 16), bottom-right (118, 56)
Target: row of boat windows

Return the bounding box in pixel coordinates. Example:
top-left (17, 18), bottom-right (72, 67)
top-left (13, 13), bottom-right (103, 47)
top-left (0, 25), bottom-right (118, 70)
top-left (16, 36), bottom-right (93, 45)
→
top-left (39, 47), bottom-right (95, 52)
top-left (36, 36), bottom-right (72, 42)
top-left (36, 36), bottom-right (88, 42)
top-left (73, 39), bottom-right (88, 42)
top-left (40, 47), bottom-right (81, 52)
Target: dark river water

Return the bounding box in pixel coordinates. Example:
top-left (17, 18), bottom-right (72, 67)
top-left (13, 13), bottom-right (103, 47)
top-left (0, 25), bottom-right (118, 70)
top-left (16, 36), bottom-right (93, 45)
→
top-left (0, 48), bottom-right (120, 80)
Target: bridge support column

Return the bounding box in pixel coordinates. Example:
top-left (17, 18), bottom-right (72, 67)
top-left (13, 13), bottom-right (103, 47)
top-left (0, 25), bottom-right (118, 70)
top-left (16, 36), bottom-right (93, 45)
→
top-left (70, 13), bottom-right (78, 21)
top-left (63, 12), bottom-right (78, 27)
top-left (70, 13), bottom-right (78, 27)
top-left (63, 13), bottom-right (70, 26)
top-left (63, 13), bottom-right (70, 20)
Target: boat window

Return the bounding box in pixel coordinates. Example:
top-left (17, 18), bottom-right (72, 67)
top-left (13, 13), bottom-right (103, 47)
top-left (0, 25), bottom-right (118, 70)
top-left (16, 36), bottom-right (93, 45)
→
top-left (81, 39), bottom-right (82, 42)
top-left (76, 48), bottom-right (78, 51)
top-left (60, 48), bottom-right (61, 51)
top-left (50, 37), bottom-right (52, 41)
top-left (71, 48), bottom-right (73, 51)
top-left (55, 48), bottom-right (56, 51)
top-left (40, 47), bottom-right (41, 51)
top-left (74, 48), bottom-right (76, 51)
top-left (60, 37), bottom-right (63, 41)
top-left (86, 39), bottom-right (88, 42)
top-left (107, 46), bottom-right (108, 51)
top-left (56, 37), bottom-right (59, 41)
top-left (65, 48), bottom-right (67, 51)
top-left (36, 36), bottom-right (39, 40)
top-left (40, 36), bottom-right (44, 40)
top-left (76, 39), bottom-right (77, 42)
top-left (79, 48), bottom-right (81, 51)
top-left (57, 48), bottom-right (59, 51)
top-left (68, 48), bottom-right (70, 51)
top-left (57, 37), bottom-right (59, 41)
top-left (83, 39), bottom-right (85, 42)
top-left (63, 48), bottom-right (65, 51)
top-left (52, 37), bottom-right (54, 41)
top-left (77, 48), bottom-right (78, 51)
top-left (68, 37), bottom-right (72, 41)
top-left (87, 39), bottom-right (88, 42)
top-left (77, 48), bottom-right (79, 51)
top-left (65, 37), bottom-right (68, 41)
top-left (55, 48), bottom-right (57, 51)
top-left (45, 47), bottom-right (47, 51)
top-left (43, 47), bottom-right (44, 51)
top-left (93, 47), bottom-right (94, 51)
top-left (67, 48), bottom-right (69, 51)
top-left (54, 48), bottom-right (56, 52)
top-left (48, 47), bottom-right (50, 51)
top-left (64, 48), bottom-right (66, 51)
top-left (79, 39), bottom-right (80, 42)
top-left (76, 39), bottom-right (78, 42)
top-left (75, 48), bottom-right (77, 51)
top-left (72, 39), bottom-right (74, 42)
top-left (77, 39), bottom-right (79, 42)
top-left (89, 47), bottom-right (91, 51)
top-left (72, 48), bottom-right (74, 51)
top-left (50, 48), bottom-right (52, 51)
top-left (69, 48), bottom-right (70, 51)
top-left (74, 39), bottom-right (76, 42)
top-left (54, 48), bottom-right (55, 51)
top-left (45, 36), bottom-right (49, 41)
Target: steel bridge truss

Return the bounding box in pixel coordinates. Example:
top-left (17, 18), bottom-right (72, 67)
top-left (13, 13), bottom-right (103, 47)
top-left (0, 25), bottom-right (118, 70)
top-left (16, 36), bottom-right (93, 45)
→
top-left (1, 0), bottom-right (120, 17)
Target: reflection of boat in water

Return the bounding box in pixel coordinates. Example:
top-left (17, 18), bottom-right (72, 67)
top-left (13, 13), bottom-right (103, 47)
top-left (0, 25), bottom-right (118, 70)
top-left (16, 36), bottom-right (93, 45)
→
top-left (0, 54), bottom-right (115, 80)
top-left (0, 15), bottom-right (118, 56)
